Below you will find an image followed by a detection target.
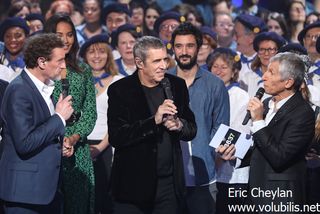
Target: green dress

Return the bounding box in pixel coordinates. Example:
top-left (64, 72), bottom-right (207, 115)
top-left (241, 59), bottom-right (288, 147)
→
top-left (53, 62), bottom-right (97, 214)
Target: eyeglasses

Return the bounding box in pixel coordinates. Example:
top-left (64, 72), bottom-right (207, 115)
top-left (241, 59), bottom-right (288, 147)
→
top-left (212, 64), bottom-right (229, 71)
top-left (160, 24), bottom-right (179, 31)
top-left (304, 34), bottom-right (320, 41)
top-left (258, 48), bottom-right (278, 54)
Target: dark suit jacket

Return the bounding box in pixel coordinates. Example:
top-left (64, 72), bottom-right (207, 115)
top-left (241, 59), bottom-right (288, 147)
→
top-left (248, 92), bottom-right (315, 207)
top-left (107, 72), bottom-right (197, 203)
top-left (0, 71), bottom-right (65, 205)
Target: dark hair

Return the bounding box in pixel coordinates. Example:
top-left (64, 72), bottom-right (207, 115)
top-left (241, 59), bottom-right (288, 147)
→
top-left (171, 22), bottom-right (203, 49)
top-left (305, 11), bottom-right (320, 26)
top-left (7, 0), bottom-right (30, 17)
top-left (142, 2), bottom-right (162, 36)
top-left (23, 33), bottom-right (64, 68)
top-left (43, 14), bottom-right (82, 73)
top-left (267, 12), bottom-right (289, 40)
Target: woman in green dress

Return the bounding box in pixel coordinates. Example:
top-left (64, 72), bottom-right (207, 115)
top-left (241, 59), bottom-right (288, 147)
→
top-left (44, 14), bottom-right (97, 214)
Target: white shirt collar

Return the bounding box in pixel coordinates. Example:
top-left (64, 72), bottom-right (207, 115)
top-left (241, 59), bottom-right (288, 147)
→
top-left (25, 67), bottom-right (55, 96)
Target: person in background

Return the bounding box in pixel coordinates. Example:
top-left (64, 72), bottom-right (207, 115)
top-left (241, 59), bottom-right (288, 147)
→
top-left (110, 23), bottom-right (142, 76)
top-left (45, 0), bottom-right (74, 20)
top-left (142, 2), bottom-right (162, 37)
top-left (213, 12), bottom-right (236, 51)
top-left (266, 12), bottom-right (290, 41)
top-left (207, 48), bottom-right (250, 214)
top-left (0, 17), bottom-right (29, 77)
top-left (197, 26), bottom-right (218, 70)
top-left (0, 33), bottom-right (74, 214)
top-left (29, 0), bottom-right (42, 14)
top-left (185, 5), bottom-right (204, 28)
top-left (25, 13), bottom-right (45, 35)
top-left (168, 22), bottom-right (230, 214)
top-left (129, 1), bottom-right (144, 29)
top-left (76, 0), bottom-right (106, 47)
top-left (101, 3), bottom-right (131, 34)
top-left (234, 14), bottom-right (267, 81)
top-left (80, 34), bottom-right (123, 214)
top-left (44, 14), bottom-right (97, 214)
top-left (306, 11), bottom-right (320, 26)
top-left (241, 31), bottom-right (286, 98)
top-left (7, 0), bottom-right (30, 19)
top-left (298, 21), bottom-right (320, 90)
top-left (154, 11), bottom-right (185, 44)
top-left (286, 0), bottom-right (306, 43)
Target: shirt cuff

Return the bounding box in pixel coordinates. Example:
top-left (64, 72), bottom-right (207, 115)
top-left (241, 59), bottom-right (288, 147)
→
top-left (250, 120), bottom-right (266, 134)
top-left (55, 113), bottom-right (66, 127)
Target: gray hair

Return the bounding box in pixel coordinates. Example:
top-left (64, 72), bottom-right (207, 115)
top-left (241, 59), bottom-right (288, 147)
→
top-left (270, 52), bottom-right (306, 91)
top-left (133, 36), bottom-right (166, 62)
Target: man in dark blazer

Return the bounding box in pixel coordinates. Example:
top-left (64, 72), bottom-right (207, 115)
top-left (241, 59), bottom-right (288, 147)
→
top-left (219, 52), bottom-right (315, 212)
top-left (107, 36), bottom-right (197, 214)
top-left (0, 33), bottom-right (74, 214)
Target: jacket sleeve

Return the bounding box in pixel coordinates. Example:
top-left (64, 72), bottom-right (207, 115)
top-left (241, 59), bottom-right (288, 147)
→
top-left (3, 85), bottom-right (65, 156)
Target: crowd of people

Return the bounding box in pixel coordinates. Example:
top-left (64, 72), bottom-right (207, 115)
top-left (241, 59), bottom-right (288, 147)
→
top-left (0, 0), bottom-right (320, 214)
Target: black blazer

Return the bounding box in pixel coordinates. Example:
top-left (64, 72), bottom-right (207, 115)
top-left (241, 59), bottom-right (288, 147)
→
top-left (107, 72), bottom-right (197, 203)
top-left (248, 92), bottom-right (315, 207)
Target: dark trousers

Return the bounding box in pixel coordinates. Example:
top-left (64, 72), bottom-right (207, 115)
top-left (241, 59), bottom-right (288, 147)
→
top-left (87, 140), bottom-right (114, 214)
top-left (3, 190), bottom-right (63, 214)
top-left (113, 175), bottom-right (179, 214)
top-left (306, 167), bottom-right (320, 205)
top-left (216, 182), bottom-right (248, 214)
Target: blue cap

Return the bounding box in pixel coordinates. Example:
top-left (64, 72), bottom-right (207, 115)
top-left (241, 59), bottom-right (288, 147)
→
top-left (25, 13), bottom-right (45, 24)
top-left (102, 3), bottom-right (131, 22)
top-left (235, 14), bottom-right (267, 34)
top-left (278, 43), bottom-right (307, 55)
top-left (298, 21), bottom-right (320, 45)
top-left (0, 17), bottom-right (30, 41)
top-left (79, 34), bottom-right (110, 58)
top-left (154, 11), bottom-right (185, 33)
top-left (253, 32), bottom-right (286, 52)
top-left (200, 26), bottom-right (218, 42)
top-left (110, 23), bottom-right (142, 48)
top-left (209, 47), bottom-right (242, 71)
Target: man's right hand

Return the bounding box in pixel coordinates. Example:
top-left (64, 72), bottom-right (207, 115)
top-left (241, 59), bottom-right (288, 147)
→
top-left (154, 99), bottom-right (178, 124)
top-left (55, 94), bottom-right (74, 121)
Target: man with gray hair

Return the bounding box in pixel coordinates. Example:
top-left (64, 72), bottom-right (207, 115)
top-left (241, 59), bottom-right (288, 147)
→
top-left (219, 52), bottom-right (315, 210)
top-left (107, 36), bottom-right (197, 214)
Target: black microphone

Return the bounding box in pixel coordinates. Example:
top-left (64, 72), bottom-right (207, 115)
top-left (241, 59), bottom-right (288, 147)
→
top-left (61, 79), bottom-right (69, 98)
top-left (160, 77), bottom-right (174, 100)
top-left (160, 77), bottom-right (176, 119)
top-left (242, 87), bottom-right (265, 125)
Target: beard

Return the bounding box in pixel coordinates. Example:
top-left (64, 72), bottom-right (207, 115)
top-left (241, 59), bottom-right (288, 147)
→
top-left (175, 54), bottom-right (198, 70)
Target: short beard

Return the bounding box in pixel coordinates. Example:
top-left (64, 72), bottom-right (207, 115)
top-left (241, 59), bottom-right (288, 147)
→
top-left (176, 54), bottom-right (198, 70)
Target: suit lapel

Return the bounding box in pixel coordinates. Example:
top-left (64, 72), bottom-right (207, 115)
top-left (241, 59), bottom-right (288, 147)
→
top-left (267, 92), bottom-right (301, 126)
top-left (21, 70), bottom-right (51, 117)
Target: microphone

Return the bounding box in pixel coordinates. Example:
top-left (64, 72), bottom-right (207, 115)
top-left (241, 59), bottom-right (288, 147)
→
top-left (160, 77), bottom-right (174, 100)
top-left (61, 79), bottom-right (69, 98)
top-left (242, 87), bottom-right (265, 125)
top-left (160, 77), bottom-right (176, 119)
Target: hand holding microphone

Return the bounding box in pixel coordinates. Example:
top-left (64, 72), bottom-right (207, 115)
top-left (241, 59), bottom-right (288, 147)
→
top-left (56, 79), bottom-right (74, 121)
top-left (242, 88), bottom-right (265, 125)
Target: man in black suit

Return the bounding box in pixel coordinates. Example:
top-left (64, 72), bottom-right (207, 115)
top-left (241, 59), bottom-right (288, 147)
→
top-left (107, 36), bottom-right (197, 214)
top-left (219, 52), bottom-right (315, 212)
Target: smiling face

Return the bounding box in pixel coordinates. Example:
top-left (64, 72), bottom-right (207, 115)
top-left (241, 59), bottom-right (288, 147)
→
top-left (85, 43), bottom-right (108, 72)
top-left (173, 34), bottom-right (198, 70)
top-left (210, 56), bottom-right (233, 86)
top-left (267, 19), bottom-right (284, 36)
top-left (106, 12), bottom-right (127, 33)
top-left (56, 21), bottom-right (75, 54)
top-left (4, 27), bottom-right (27, 56)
